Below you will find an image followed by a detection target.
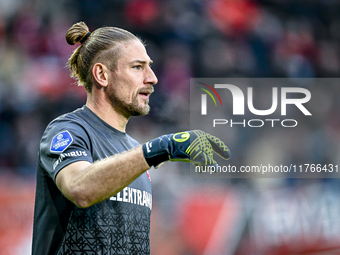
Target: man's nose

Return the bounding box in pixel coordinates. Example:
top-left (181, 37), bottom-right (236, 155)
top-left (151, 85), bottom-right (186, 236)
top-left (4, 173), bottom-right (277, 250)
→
top-left (145, 66), bottom-right (158, 85)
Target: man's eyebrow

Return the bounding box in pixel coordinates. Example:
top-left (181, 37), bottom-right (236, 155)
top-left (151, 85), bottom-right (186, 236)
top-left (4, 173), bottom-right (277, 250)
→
top-left (130, 59), bottom-right (153, 65)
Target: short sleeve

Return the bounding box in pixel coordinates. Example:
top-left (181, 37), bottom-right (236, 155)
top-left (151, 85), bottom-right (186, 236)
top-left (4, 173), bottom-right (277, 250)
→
top-left (39, 119), bottom-right (93, 182)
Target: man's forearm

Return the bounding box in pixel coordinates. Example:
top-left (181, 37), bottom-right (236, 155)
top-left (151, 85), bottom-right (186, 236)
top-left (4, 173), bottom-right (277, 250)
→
top-left (56, 145), bottom-right (150, 208)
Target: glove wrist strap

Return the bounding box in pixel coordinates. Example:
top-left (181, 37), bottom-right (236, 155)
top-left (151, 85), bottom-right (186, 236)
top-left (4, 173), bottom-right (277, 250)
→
top-left (142, 140), bottom-right (169, 167)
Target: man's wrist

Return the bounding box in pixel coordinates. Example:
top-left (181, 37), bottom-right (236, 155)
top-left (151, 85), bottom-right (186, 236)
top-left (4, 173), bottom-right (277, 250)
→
top-left (142, 138), bottom-right (169, 167)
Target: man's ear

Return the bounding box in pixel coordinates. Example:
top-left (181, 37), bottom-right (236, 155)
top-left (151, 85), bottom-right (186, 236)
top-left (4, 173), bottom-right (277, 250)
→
top-left (92, 63), bottom-right (109, 88)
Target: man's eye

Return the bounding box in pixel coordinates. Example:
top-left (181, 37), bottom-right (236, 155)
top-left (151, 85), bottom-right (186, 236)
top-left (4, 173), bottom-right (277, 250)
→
top-left (133, 65), bottom-right (142, 70)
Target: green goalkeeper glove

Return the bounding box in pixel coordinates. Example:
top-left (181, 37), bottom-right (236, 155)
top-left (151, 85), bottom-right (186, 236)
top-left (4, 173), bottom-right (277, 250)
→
top-left (142, 130), bottom-right (231, 168)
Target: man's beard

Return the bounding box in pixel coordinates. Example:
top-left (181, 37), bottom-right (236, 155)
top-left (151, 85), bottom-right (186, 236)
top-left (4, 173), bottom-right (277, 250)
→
top-left (108, 89), bottom-right (151, 117)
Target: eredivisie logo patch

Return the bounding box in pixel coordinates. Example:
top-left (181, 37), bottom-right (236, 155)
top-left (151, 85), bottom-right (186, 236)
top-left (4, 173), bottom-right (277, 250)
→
top-left (50, 130), bottom-right (73, 153)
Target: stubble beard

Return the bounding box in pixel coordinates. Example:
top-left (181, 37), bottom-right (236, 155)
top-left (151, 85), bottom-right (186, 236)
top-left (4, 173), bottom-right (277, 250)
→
top-left (109, 89), bottom-right (150, 117)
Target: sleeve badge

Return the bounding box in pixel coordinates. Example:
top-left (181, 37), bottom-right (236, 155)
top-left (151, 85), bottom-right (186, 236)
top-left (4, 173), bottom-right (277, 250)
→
top-left (50, 130), bottom-right (74, 153)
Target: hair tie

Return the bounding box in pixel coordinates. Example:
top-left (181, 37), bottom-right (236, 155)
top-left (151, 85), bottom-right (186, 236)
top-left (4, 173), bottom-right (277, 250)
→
top-left (80, 32), bottom-right (91, 43)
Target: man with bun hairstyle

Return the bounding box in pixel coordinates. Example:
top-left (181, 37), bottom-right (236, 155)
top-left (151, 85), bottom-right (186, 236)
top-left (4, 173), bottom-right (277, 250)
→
top-left (32, 22), bottom-right (230, 254)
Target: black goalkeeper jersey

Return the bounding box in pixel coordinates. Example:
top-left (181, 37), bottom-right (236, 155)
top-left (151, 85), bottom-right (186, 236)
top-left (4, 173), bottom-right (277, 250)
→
top-left (32, 106), bottom-right (152, 255)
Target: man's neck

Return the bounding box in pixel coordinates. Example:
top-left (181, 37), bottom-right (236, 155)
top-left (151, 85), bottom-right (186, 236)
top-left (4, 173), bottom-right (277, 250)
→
top-left (86, 97), bottom-right (129, 132)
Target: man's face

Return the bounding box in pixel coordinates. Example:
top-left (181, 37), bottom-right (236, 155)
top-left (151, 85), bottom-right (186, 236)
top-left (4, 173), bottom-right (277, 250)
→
top-left (107, 40), bottom-right (158, 117)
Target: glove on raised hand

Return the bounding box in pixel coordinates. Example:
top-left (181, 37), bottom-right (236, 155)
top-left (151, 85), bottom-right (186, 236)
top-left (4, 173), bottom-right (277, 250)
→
top-left (142, 130), bottom-right (230, 168)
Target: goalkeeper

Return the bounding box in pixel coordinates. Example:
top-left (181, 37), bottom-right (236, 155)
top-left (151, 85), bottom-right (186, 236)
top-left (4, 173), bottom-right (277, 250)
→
top-left (32, 22), bottom-right (230, 255)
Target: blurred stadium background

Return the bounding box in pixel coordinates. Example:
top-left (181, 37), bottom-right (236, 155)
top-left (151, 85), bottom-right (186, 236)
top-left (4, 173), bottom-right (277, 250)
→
top-left (1, 0), bottom-right (340, 254)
